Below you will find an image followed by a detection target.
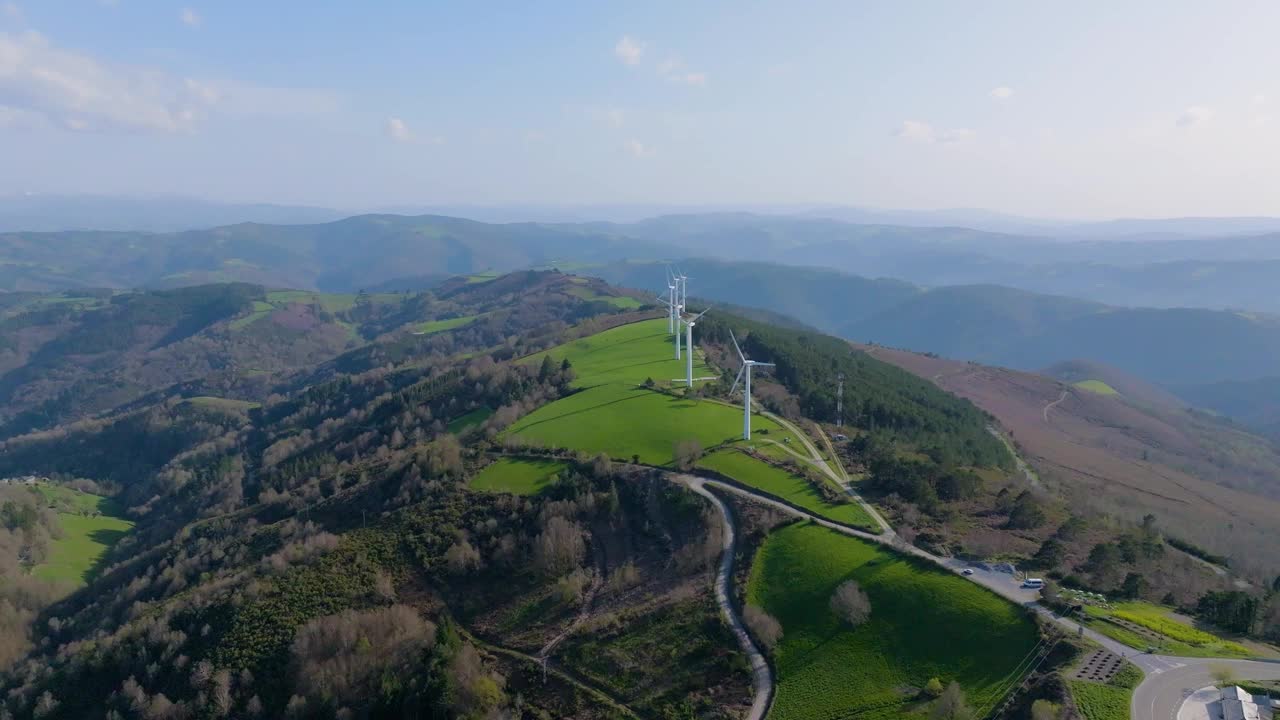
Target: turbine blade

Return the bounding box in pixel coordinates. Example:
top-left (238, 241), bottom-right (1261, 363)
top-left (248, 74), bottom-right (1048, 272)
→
top-left (692, 306), bottom-right (712, 322)
top-left (729, 365), bottom-right (745, 396)
top-left (729, 329), bottom-right (746, 363)
top-left (756, 362), bottom-right (776, 368)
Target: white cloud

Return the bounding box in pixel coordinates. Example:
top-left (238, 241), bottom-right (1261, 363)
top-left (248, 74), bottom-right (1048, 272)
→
top-left (895, 120), bottom-right (974, 144)
top-left (678, 72), bottom-right (706, 86)
top-left (1176, 105), bottom-right (1213, 127)
top-left (614, 35), bottom-right (644, 66)
top-left (523, 129), bottom-right (546, 143)
top-left (655, 55), bottom-right (706, 86)
top-left (623, 138), bottom-right (653, 157)
top-left (386, 117), bottom-right (413, 142)
top-left (606, 107), bottom-right (625, 128)
top-left (385, 116), bottom-right (442, 144)
top-left (895, 120), bottom-right (936, 142)
top-left (990, 86), bottom-right (1014, 100)
top-left (0, 30), bottom-right (338, 133)
top-left (1253, 93), bottom-right (1267, 105)
top-left (938, 128), bottom-right (976, 143)
top-left (180, 8), bottom-right (201, 27)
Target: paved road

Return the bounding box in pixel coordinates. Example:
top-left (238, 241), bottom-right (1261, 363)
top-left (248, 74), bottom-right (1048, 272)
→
top-left (682, 417), bottom-right (1278, 720)
top-left (1133, 658), bottom-right (1280, 720)
top-left (684, 477), bottom-right (774, 720)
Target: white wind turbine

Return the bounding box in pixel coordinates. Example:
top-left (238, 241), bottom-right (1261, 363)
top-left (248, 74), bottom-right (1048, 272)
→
top-left (672, 307), bottom-right (716, 388)
top-left (664, 267), bottom-right (678, 334)
top-left (728, 329), bottom-right (775, 441)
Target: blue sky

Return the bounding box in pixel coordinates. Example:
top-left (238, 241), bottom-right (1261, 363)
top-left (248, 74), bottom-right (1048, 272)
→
top-left (1, 1), bottom-right (1278, 218)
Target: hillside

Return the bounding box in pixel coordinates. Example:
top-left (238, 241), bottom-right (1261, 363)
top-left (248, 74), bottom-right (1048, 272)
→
top-left (858, 343), bottom-right (1280, 583)
top-left (0, 272), bottom-right (1053, 720)
top-left (0, 215), bottom-right (676, 293)
top-left (1169, 376), bottom-right (1280, 441)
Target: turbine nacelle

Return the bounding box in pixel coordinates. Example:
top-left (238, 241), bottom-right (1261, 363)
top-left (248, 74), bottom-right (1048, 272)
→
top-left (727, 329), bottom-right (774, 440)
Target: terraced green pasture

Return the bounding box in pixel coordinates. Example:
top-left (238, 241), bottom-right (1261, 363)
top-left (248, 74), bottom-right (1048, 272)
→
top-left (699, 449), bottom-right (876, 530)
top-left (471, 458), bottom-right (568, 495)
top-left (507, 319), bottom-right (802, 465)
top-left (747, 523), bottom-right (1038, 720)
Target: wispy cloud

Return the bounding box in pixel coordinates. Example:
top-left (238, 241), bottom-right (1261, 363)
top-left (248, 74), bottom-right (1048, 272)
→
top-left (896, 120), bottom-right (936, 142)
top-left (624, 138), bottom-right (653, 157)
top-left (990, 86), bottom-right (1014, 100)
top-left (2, 2), bottom-right (22, 22)
top-left (656, 55), bottom-right (707, 86)
top-left (1176, 105), bottom-right (1213, 128)
top-left (386, 117), bottom-right (413, 142)
top-left (607, 107), bottom-right (625, 128)
top-left (614, 35), bottom-right (644, 66)
top-left (0, 29), bottom-right (338, 133)
top-left (180, 7), bottom-right (201, 27)
top-left (895, 120), bottom-right (975, 144)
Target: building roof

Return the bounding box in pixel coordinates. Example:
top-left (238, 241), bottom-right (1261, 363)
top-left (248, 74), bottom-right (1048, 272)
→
top-left (1221, 687), bottom-right (1274, 720)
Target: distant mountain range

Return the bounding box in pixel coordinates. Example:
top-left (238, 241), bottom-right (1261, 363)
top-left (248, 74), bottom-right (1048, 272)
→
top-left (585, 259), bottom-right (1280, 387)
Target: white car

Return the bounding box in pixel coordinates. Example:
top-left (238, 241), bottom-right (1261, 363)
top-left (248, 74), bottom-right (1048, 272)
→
top-left (961, 568), bottom-right (975, 576)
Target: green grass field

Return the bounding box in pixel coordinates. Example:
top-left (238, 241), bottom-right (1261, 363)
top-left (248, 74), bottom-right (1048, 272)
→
top-left (1082, 602), bottom-right (1254, 658)
top-left (507, 319), bottom-right (803, 465)
top-left (1069, 663), bottom-right (1141, 720)
top-left (699, 450), bottom-right (876, 530)
top-left (183, 396), bottom-right (261, 412)
top-left (471, 458), bottom-right (568, 495)
top-left (447, 406), bottom-right (493, 434)
top-left (30, 485), bottom-right (133, 586)
top-left (1074, 380), bottom-right (1119, 395)
top-left (747, 523), bottom-right (1038, 720)
top-left (415, 314), bottom-right (480, 335)
top-left (565, 286), bottom-right (643, 309)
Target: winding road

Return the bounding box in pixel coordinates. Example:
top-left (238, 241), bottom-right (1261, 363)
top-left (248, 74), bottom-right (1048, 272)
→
top-left (678, 411), bottom-right (1277, 720)
top-left (684, 478), bottom-right (775, 720)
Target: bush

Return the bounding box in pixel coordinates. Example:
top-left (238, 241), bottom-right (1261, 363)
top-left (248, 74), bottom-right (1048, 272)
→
top-left (743, 605), bottom-right (783, 651)
top-left (830, 580), bottom-right (872, 627)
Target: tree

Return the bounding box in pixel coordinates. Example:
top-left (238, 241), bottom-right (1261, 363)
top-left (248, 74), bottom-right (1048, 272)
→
top-left (923, 677), bottom-right (944, 698)
top-left (1031, 699), bottom-right (1063, 720)
top-left (830, 580), bottom-right (872, 627)
top-left (1032, 538), bottom-right (1066, 569)
top-left (591, 452), bottom-right (613, 478)
top-left (1272, 575), bottom-right (1280, 594)
top-left (1006, 491), bottom-right (1047, 530)
top-left (1121, 572), bottom-right (1149, 599)
top-left (1197, 591), bottom-right (1259, 635)
top-left (930, 682), bottom-right (975, 720)
top-left (673, 439), bottom-right (703, 471)
top-left (1210, 663), bottom-right (1238, 687)
top-left (743, 605), bottom-right (783, 651)
top-left (445, 539), bottom-right (483, 574)
top-left (534, 516), bottom-right (586, 576)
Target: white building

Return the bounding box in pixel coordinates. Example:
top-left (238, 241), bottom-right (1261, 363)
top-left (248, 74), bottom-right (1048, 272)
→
top-left (1222, 686), bottom-right (1275, 720)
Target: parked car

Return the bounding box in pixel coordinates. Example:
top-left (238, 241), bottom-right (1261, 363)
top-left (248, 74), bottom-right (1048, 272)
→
top-left (1021, 578), bottom-right (1046, 589)
top-left (961, 568), bottom-right (975, 576)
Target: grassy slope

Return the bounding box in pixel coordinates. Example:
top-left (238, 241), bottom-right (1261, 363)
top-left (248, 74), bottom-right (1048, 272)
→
top-left (747, 523), bottom-right (1038, 720)
top-left (1069, 663), bottom-right (1142, 720)
top-left (30, 485), bottom-right (133, 586)
top-left (699, 449), bottom-right (876, 530)
top-left (507, 318), bottom-right (802, 465)
top-left (1075, 380), bottom-right (1119, 395)
top-left (471, 458), bottom-right (568, 495)
top-left (415, 314), bottom-right (479, 335)
top-left (1082, 601), bottom-right (1254, 658)
top-left (447, 406), bottom-right (493, 433)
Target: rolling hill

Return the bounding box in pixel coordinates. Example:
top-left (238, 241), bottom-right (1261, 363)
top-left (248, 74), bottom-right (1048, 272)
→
top-left (858, 343), bottom-right (1280, 583)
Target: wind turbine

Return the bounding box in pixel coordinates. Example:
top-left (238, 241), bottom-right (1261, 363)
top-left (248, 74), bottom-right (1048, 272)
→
top-left (656, 288), bottom-right (681, 359)
top-left (728, 329), bottom-right (775, 440)
top-left (673, 307), bottom-right (717, 388)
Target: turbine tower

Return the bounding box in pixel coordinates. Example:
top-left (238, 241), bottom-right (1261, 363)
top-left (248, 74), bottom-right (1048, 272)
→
top-left (837, 372), bottom-right (845, 428)
top-left (728, 329), bottom-right (775, 440)
top-left (656, 286), bottom-right (680, 359)
top-left (672, 307), bottom-right (716, 388)
top-left (664, 267), bottom-right (678, 334)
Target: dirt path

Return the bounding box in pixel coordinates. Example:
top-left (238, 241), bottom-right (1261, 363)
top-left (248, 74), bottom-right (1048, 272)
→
top-left (1043, 388), bottom-right (1069, 423)
top-left (537, 565), bottom-right (603, 661)
top-left (683, 478), bottom-right (774, 720)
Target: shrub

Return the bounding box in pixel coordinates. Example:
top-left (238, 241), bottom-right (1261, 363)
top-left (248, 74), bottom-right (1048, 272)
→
top-left (830, 580), bottom-right (872, 627)
top-left (743, 605), bottom-right (783, 651)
